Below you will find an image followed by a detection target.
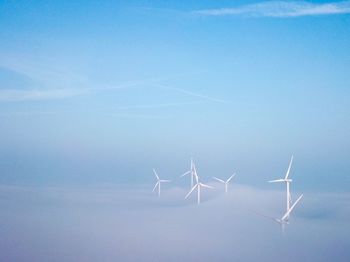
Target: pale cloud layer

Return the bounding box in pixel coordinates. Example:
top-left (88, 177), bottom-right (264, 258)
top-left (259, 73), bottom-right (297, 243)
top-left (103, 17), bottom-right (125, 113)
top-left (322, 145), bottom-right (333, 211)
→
top-left (193, 1), bottom-right (350, 17)
top-left (0, 184), bottom-right (349, 261)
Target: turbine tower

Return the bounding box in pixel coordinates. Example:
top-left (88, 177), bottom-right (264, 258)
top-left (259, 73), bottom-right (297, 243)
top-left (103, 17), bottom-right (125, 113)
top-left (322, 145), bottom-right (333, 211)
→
top-left (213, 173), bottom-right (236, 193)
top-left (185, 176), bottom-right (213, 205)
top-left (152, 169), bottom-right (171, 197)
top-left (180, 158), bottom-right (197, 188)
top-left (269, 155), bottom-right (293, 216)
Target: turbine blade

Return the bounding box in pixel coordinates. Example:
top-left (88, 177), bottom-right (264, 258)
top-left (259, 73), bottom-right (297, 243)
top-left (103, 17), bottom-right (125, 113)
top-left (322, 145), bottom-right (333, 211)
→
top-left (213, 177), bottom-right (225, 183)
top-left (226, 173), bottom-right (236, 183)
top-left (194, 171), bottom-right (199, 184)
top-left (285, 155), bottom-right (294, 179)
top-left (180, 170), bottom-right (191, 177)
top-left (268, 179), bottom-right (284, 183)
top-left (281, 194), bottom-right (303, 221)
top-left (153, 169), bottom-right (159, 180)
top-left (152, 181), bottom-right (159, 192)
top-left (185, 184), bottom-right (198, 199)
top-left (160, 180), bottom-right (171, 182)
top-left (248, 209), bottom-right (281, 224)
top-left (200, 183), bottom-right (214, 189)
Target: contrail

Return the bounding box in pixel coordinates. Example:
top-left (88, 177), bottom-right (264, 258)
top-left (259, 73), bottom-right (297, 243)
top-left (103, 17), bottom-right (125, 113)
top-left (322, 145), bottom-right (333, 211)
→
top-left (116, 101), bottom-right (205, 110)
top-left (152, 84), bottom-right (228, 104)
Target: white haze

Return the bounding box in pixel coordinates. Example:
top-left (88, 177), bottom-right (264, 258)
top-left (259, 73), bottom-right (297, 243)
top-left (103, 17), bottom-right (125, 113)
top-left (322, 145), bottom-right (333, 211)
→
top-left (0, 184), bottom-right (349, 262)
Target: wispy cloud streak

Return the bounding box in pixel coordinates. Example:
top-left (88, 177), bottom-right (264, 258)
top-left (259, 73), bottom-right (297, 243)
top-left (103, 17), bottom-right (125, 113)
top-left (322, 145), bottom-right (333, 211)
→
top-left (153, 84), bottom-right (228, 103)
top-left (0, 63), bottom-right (206, 103)
top-left (192, 1), bottom-right (350, 18)
top-left (0, 88), bottom-right (86, 102)
top-left (116, 101), bottom-right (205, 110)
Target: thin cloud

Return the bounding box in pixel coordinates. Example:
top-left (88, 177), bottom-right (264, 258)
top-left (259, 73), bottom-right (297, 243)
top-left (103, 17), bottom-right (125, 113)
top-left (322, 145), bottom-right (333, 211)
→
top-left (0, 62), bottom-right (206, 103)
top-left (0, 82), bottom-right (155, 102)
top-left (192, 1), bottom-right (350, 18)
top-left (154, 84), bottom-right (228, 103)
top-left (0, 77), bottom-right (157, 102)
top-left (0, 110), bottom-right (169, 119)
top-left (101, 112), bottom-right (169, 119)
top-left (116, 101), bottom-right (205, 110)
top-left (0, 88), bottom-right (86, 102)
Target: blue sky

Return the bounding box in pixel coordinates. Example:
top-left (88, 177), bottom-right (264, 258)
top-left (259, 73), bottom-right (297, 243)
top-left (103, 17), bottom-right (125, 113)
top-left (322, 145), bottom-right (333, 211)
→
top-left (0, 0), bottom-right (349, 191)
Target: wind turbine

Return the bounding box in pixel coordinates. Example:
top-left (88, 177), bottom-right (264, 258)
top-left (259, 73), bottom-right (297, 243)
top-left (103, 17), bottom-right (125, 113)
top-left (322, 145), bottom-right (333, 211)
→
top-left (180, 158), bottom-right (197, 188)
top-left (275, 194), bottom-right (303, 224)
top-left (252, 194), bottom-right (303, 233)
top-left (269, 155), bottom-right (294, 215)
top-left (185, 176), bottom-right (213, 205)
top-left (213, 173), bottom-right (236, 193)
top-left (274, 194), bottom-right (303, 232)
top-left (152, 169), bottom-right (171, 197)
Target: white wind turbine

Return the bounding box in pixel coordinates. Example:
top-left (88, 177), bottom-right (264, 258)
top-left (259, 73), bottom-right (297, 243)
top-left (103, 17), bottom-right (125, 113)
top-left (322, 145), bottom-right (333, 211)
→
top-left (269, 155), bottom-right (294, 216)
top-left (252, 194), bottom-right (303, 233)
top-left (275, 194), bottom-right (303, 224)
top-left (180, 158), bottom-right (197, 188)
top-left (213, 173), bottom-right (236, 193)
top-left (152, 169), bottom-right (171, 197)
top-left (274, 194), bottom-right (303, 232)
top-left (185, 175), bottom-right (213, 205)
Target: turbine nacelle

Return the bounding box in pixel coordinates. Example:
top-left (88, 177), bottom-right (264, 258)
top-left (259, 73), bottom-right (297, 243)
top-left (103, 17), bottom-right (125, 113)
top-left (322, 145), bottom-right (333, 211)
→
top-left (185, 179), bottom-right (214, 205)
top-left (275, 219), bottom-right (289, 225)
top-left (180, 158), bottom-right (198, 188)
